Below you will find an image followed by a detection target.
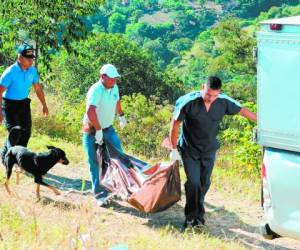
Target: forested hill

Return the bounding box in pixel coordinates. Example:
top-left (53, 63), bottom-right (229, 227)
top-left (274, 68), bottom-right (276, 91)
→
top-left (1, 1), bottom-right (299, 94)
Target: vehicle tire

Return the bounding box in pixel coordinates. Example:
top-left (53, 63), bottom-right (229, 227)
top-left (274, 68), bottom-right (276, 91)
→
top-left (260, 224), bottom-right (281, 240)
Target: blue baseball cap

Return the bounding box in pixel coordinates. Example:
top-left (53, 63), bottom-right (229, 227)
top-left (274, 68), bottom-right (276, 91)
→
top-left (17, 44), bottom-right (35, 58)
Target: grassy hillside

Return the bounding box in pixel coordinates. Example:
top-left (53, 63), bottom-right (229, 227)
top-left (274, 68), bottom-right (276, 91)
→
top-left (1, 103), bottom-right (299, 249)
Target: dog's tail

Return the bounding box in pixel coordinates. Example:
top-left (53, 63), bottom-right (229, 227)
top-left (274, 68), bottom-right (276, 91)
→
top-left (1, 126), bottom-right (26, 165)
top-left (1, 145), bottom-right (12, 167)
top-left (1, 149), bottom-right (5, 166)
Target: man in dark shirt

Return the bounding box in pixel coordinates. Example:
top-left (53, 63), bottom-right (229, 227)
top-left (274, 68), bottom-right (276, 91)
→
top-left (169, 76), bottom-right (256, 229)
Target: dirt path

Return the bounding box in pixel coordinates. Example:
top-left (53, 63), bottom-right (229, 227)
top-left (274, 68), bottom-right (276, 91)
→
top-left (204, 190), bottom-right (300, 250)
top-left (12, 164), bottom-right (300, 250)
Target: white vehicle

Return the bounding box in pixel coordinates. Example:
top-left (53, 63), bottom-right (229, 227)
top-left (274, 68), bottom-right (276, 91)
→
top-left (256, 16), bottom-right (300, 240)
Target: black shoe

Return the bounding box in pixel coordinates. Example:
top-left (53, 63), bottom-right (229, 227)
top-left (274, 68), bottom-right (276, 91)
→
top-left (183, 219), bottom-right (194, 229)
top-left (192, 218), bottom-right (205, 231)
top-left (95, 191), bottom-right (113, 207)
top-left (193, 218), bottom-right (205, 227)
top-left (183, 218), bottom-right (205, 231)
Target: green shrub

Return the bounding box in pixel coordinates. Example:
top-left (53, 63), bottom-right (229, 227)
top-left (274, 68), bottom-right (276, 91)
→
top-left (116, 93), bottom-right (172, 159)
top-left (219, 102), bottom-right (261, 177)
top-left (31, 94), bottom-right (85, 144)
top-left (31, 92), bottom-right (173, 159)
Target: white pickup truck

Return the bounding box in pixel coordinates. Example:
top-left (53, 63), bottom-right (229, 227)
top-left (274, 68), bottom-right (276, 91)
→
top-left (256, 15), bottom-right (300, 240)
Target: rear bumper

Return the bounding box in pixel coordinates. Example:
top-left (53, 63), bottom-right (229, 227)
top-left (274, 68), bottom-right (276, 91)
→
top-left (265, 208), bottom-right (300, 240)
top-left (262, 148), bottom-right (300, 240)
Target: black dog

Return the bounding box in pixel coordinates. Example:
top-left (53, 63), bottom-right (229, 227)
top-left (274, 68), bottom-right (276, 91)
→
top-left (3, 145), bottom-right (69, 198)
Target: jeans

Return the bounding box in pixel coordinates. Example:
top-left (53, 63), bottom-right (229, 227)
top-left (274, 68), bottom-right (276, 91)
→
top-left (103, 126), bottom-right (123, 152)
top-left (181, 149), bottom-right (216, 221)
top-left (82, 126), bottom-right (123, 196)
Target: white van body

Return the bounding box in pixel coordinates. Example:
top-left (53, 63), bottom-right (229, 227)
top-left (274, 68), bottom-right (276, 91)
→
top-left (257, 16), bottom-right (300, 240)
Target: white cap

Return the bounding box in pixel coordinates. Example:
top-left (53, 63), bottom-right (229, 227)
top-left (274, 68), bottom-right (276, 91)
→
top-left (100, 64), bottom-right (120, 78)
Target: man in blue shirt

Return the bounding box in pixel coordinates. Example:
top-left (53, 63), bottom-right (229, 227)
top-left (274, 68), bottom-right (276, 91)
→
top-left (82, 64), bottom-right (127, 206)
top-left (0, 44), bottom-right (48, 158)
top-left (169, 76), bottom-right (256, 230)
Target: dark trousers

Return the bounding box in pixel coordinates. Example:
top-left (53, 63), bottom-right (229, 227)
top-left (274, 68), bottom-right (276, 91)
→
top-left (2, 98), bottom-right (32, 154)
top-left (181, 150), bottom-right (216, 221)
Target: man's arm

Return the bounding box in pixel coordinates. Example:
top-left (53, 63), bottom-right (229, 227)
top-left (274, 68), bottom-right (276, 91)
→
top-left (169, 118), bottom-right (182, 149)
top-left (116, 100), bottom-right (124, 116)
top-left (239, 107), bottom-right (257, 122)
top-left (33, 84), bottom-right (48, 116)
top-left (0, 86), bottom-right (6, 123)
top-left (87, 105), bottom-right (101, 130)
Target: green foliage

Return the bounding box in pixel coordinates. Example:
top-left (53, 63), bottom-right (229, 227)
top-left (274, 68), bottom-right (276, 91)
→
top-left (176, 18), bottom-right (256, 88)
top-left (160, 0), bottom-right (186, 10)
top-left (197, 29), bottom-right (216, 55)
top-left (208, 19), bottom-right (256, 79)
top-left (108, 13), bottom-right (127, 33)
top-left (31, 94), bottom-right (85, 143)
top-left (222, 76), bottom-right (257, 103)
top-left (32, 92), bottom-right (173, 159)
top-left (49, 33), bottom-right (184, 103)
top-left (117, 93), bottom-right (172, 158)
top-left (125, 22), bottom-right (152, 45)
top-left (143, 38), bottom-right (175, 68)
top-left (231, 0), bottom-right (299, 18)
top-left (151, 22), bottom-right (175, 40)
top-left (178, 57), bottom-right (208, 88)
top-left (79, 1), bottom-right (218, 69)
top-left (220, 102), bottom-right (261, 177)
top-left (84, 7), bottom-right (109, 33)
top-left (0, 0), bottom-right (104, 69)
top-left (172, 9), bottom-right (216, 39)
top-left (0, 19), bottom-right (16, 66)
top-left (257, 4), bottom-right (300, 22)
top-left (167, 38), bottom-right (193, 55)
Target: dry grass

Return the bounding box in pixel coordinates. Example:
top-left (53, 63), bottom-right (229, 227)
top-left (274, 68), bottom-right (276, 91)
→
top-left (1, 163), bottom-right (297, 250)
top-left (0, 190), bottom-right (249, 250)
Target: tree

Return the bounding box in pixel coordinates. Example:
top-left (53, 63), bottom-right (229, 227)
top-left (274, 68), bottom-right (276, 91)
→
top-left (167, 38), bottom-right (193, 55)
top-left (0, 0), bottom-right (104, 69)
top-left (172, 9), bottom-right (216, 39)
top-left (49, 33), bottom-right (184, 103)
top-left (125, 22), bottom-right (151, 45)
top-left (143, 38), bottom-right (175, 68)
top-left (207, 19), bottom-right (256, 79)
top-left (160, 0), bottom-right (185, 10)
top-left (84, 7), bottom-right (109, 33)
top-left (197, 30), bottom-right (216, 55)
top-left (108, 13), bottom-right (127, 33)
top-left (151, 23), bottom-right (175, 40)
top-left (257, 4), bottom-right (300, 22)
top-left (232, 0), bottom-right (299, 18)
top-left (0, 19), bottom-right (16, 68)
